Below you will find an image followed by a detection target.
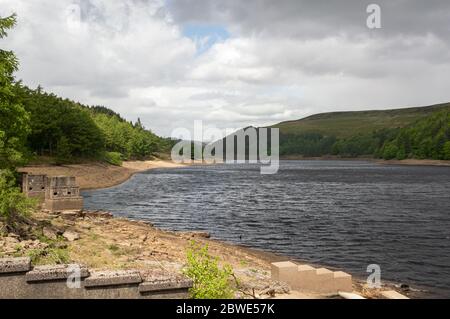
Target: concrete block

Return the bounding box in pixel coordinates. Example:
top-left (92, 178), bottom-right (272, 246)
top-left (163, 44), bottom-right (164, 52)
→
top-left (333, 271), bottom-right (353, 293)
top-left (139, 277), bottom-right (193, 293)
top-left (26, 264), bottom-right (89, 282)
top-left (84, 270), bottom-right (142, 288)
top-left (380, 290), bottom-right (409, 299)
top-left (44, 197), bottom-right (83, 212)
top-left (271, 261), bottom-right (298, 282)
top-left (290, 264), bottom-right (316, 290)
top-left (0, 257), bottom-right (31, 274)
top-left (308, 268), bottom-right (335, 294)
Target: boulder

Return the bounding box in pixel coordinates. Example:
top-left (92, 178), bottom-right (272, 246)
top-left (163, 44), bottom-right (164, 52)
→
top-left (43, 227), bottom-right (58, 240)
top-left (63, 230), bottom-right (80, 242)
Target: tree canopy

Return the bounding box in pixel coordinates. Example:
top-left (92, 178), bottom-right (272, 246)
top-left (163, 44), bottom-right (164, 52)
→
top-left (0, 14), bottom-right (30, 169)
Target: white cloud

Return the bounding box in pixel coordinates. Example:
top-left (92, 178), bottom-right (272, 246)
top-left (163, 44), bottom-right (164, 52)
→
top-left (1, 0), bottom-right (450, 136)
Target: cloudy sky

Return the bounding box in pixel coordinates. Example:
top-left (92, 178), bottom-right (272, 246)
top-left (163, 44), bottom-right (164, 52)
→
top-left (1, 0), bottom-right (450, 136)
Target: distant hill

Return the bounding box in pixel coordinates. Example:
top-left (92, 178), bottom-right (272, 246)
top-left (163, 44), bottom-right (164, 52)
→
top-left (267, 102), bottom-right (450, 159)
top-left (272, 102), bottom-right (450, 138)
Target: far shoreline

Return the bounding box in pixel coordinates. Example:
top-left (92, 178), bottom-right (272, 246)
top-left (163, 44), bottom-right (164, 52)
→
top-left (280, 156), bottom-right (450, 167)
top-left (18, 157), bottom-right (450, 194)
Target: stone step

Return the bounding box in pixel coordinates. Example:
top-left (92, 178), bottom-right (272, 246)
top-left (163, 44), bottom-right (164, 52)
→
top-left (333, 271), bottom-right (353, 293)
top-left (271, 261), bottom-right (353, 295)
top-left (271, 261), bottom-right (298, 282)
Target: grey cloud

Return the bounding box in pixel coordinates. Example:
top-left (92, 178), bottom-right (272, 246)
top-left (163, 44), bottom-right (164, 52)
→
top-left (169, 0), bottom-right (450, 40)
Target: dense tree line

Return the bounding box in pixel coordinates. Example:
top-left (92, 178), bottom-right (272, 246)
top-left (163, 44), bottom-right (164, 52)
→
top-left (11, 83), bottom-right (171, 163)
top-left (279, 133), bottom-right (336, 157)
top-left (380, 110), bottom-right (450, 160)
top-left (279, 110), bottom-right (450, 160)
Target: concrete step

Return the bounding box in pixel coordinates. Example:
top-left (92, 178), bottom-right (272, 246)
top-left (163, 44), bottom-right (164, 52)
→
top-left (271, 261), bottom-right (353, 295)
top-left (333, 271), bottom-right (353, 293)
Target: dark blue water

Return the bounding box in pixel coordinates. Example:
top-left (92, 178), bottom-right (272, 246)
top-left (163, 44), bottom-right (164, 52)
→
top-left (83, 160), bottom-right (450, 298)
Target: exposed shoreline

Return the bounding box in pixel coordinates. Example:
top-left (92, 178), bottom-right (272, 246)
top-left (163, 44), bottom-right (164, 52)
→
top-left (18, 160), bottom-right (186, 191)
top-left (14, 159), bottom-right (417, 298)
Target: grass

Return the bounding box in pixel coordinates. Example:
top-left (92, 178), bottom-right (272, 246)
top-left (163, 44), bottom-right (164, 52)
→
top-left (271, 102), bottom-right (450, 138)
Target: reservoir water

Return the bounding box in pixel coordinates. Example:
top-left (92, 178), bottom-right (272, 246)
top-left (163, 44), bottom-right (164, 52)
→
top-left (83, 160), bottom-right (450, 298)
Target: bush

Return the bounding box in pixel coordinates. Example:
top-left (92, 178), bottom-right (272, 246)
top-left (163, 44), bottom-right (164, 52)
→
top-left (0, 169), bottom-right (36, 224)
top-left (183, 241), bottom-right (235, 299)
top-left (103, 151), bottom-right (123, 166)
top-left (443, 141), bottom-right (450, 160)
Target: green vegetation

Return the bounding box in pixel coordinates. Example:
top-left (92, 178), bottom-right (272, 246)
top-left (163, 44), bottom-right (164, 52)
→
top-left (0, 170), bottom-right (36, 224)
top-left (0, 15), bottom-right (36, 226)
top-left (274, 104), bottom-right (450, 138)
top-left (184, 241), bottom-right (235, 299)
top-left (15, 84), bottom-right (171, 162)
top-left (1, 14), bottom-right (30, 170)
top-left (21, 236), bottom-right (70, 265)
top-left (103, 152), bottom-right (123, 166)
top-left (379, 110), bottom-right (450, 160)
top-left (273, 104), bottom-right (450, 159)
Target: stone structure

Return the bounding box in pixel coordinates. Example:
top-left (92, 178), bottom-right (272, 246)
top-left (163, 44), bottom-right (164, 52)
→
top-left (21, 174), bottom-right (47, 203)
top-left (271, 261), bottom-right (353, 295)
top-left (44, 176), bottom-right (83, 212)
top-left (21, 174), bottom-right (83, 212)
top-left (0, 257), bottom-right (192, 299)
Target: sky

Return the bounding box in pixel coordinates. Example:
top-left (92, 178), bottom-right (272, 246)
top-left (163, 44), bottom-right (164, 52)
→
top-left (1, 0), bottom-right (450, 137)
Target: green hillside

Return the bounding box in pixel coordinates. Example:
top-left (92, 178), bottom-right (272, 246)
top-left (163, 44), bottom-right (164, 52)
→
top-left (269, 103), bottom-right (450, 159)
top-left (273, 103), bottom-right (450, 138)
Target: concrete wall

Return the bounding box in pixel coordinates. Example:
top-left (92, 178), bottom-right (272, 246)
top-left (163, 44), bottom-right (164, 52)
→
top-left (0, 257), bottom-right (192, 299)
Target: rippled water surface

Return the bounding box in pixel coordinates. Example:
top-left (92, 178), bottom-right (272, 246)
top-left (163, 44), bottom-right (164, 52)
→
top-left (83, 160), bottom-right (450, 297)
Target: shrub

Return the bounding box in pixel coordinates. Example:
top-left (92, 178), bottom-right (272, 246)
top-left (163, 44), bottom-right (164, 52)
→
top-left (0, 169), bottom-right (36, 224)
top-left (443, 141), bottom-right (450, 160)
top-left (103, 151), bottom-right (123, 166)
top-left (183, 241), bottom-right (235, 299)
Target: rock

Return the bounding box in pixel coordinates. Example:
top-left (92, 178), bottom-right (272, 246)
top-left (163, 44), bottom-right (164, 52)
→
top-left (188, 231), bottom-right (211, 238)
top-left (60, 211), bottom-right (82, 220)
top-left (63, 230), bottom-right (80, 242)
top-left (78, 222), bottom-right (92, 230)
top-left (84, 211), bottom-right (114, 219)
top-left (139, 234), bottom-right (148, 242)
top-left (400, 284), bottom-right (410, 292)
top-left (43, 227), bottom-right (58, 240)
top-left (5, 236), bottom-right (20, 244)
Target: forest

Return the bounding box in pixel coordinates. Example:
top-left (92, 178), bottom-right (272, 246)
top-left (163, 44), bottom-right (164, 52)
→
top-left (278, 110), bottom-right (450, 160)
top-left (15, 84), bottom-right (174, 165)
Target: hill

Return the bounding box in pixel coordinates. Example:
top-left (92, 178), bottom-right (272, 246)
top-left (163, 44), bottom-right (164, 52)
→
top-left (272, 103), bottom-right (450, 138)
top-left (269, 103), bottom-right (450, 159)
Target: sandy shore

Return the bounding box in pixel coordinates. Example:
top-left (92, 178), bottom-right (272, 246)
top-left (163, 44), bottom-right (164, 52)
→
top-left (18, 160), bottom-right (185, 190)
